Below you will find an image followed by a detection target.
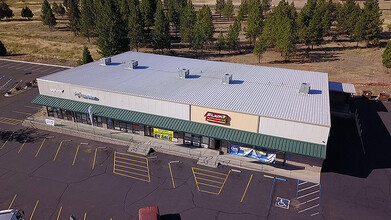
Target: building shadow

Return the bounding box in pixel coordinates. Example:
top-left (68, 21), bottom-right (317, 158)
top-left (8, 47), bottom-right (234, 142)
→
top-left (160, 213), bottom-right (181, 220)
top-left (322, 98), bottom-right (391, 178)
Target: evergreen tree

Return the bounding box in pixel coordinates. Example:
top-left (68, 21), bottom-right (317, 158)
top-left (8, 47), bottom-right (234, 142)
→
top-left (80, 46), bottom-right (93, 64)
top-left (362, 0), bottom-right (383, 45)
top-left (223, 0), bottom-right (234, 20)
top-left (141, 0), bottom-right (156, 30)
top-left (180, 0), bottom-right (196, 44)
top-left (52, 2), bottom-right (59, 14)
top-left (237, 0), bottom-right (249, 21)
top-left (261, 0), bottom-right (271, 13)
top-left (305, 4), bottom-right (324, 49)
top-left (297, 0), bottom-right (316, 43)
top-left (215, 0), bottom-right (225, 17)
top-left (246, 0), bottom-right (263, 45)
top-left (0, 2), bottom-right (14, 20)
top-left (96, 0), bottom-right (129, 57)
top-left (167, 0), bottom-right (187, 35)
top-left (21, 6), bottom-right (34, 20)
top-left (336, 0), bottom-right (361, 36)
top-left (382, 39), bottom-right (391, 71)
top-left (128, 4), bottom-right (144, 51)
top-left (225, 18), bottom-right (241, 52)
top-left (352, 14), bottom-right (365, 47)
top-left (119, 0), bottom-right (130, 23)
top-left (0, 40), bottom-right (7, 56)
top-left (254, 36), bottom-right (266, 63)
top-left (41, 0), bottom-right (57, 30)
top-left (152, 0), bottom-right (171, 54)
top-left (80, 0), bottom-right (95, 42)
top-left (216, 31), bottom-right (225, 53)
top-left (68, 0), bottom-right (82, 36)
top-left (63, 0), bottom-right (70, 9)
top-left (202, 5), bottom-right (215, 43)
top-left (57, 4), bottom-right (66, 17)
top-left (192, 9), bottom-right (206, 54)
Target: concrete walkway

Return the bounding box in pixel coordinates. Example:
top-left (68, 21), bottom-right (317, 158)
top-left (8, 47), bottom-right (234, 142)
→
top-left (23, 115), bottom-right (321, 183)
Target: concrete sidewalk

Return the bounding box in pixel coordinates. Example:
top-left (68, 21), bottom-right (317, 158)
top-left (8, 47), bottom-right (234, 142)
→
top-left (23, 115), bottom-right (321, 183)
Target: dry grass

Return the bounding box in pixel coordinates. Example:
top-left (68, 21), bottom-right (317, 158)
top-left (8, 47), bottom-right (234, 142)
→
top-left (1, 0), bottom-right (391, 95)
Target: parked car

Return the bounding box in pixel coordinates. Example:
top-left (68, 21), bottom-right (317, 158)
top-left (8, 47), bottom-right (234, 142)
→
top-left (138, 206), bottom-right (160, 220)
top-left (0, 209), bottom-right (24, 220)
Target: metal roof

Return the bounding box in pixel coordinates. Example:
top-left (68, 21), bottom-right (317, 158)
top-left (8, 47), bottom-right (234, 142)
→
top-left (32, 95), bottom-right (327, 159)
top-left (40, 52), bottom-right (331, 126)
top-left (329, 81), bottom-right (356, 94)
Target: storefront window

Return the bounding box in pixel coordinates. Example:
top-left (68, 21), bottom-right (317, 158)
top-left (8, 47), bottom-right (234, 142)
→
top-left (47, 107), bottom-right (54, 117)
top-left (120, 121), bottom-right (127, 131)
top-left (192, 136), bottom-right (200, 147)
top-left (114, 120), bottom-right (120, 130)
top-left (93, 116), bottom-right (102, 127)
top-left (107, 118), bottom-right (113, 129)
top-left (133, 124), bottom-right (140, 134)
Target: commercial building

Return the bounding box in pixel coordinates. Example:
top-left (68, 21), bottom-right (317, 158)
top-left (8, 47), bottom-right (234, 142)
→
top-left (33, 52), bottom-right (331, 171)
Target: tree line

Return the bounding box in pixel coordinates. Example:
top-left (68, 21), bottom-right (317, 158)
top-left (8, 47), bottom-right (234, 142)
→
top-left (0, 1), bottom-right (33, 20)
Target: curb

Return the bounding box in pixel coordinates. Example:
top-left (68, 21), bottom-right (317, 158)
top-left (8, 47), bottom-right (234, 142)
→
top-left (0, 58), bottom-right (72, 69)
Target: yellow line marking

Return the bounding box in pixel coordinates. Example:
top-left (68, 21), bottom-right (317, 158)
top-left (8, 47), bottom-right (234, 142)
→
top-left (197, 182), bottom-right (222, 189)
top-left (192, 168), bottom-right (201, 192)
top-left (114, 168), bottom-right (150, 177)
top-left (0, 117), bottom-right (23, 125)
top-left (18, 139), bottom-right (28, 154)
top-left (1, 140), bottom-right (8, 149)
top-left (115, 156), bottom-right (147, 164)
top-left (240, 174), bottom-right (253, 203)
top-left (193, 172), bottom-right (226, 180)
top-left (83, 212), bottom-right (87, 220)
top-left (29, 200), bottom-right (39, 220)
top-left (192, 167), bottom-right (228, 176)
top-left (92, 148), bottom-right (97, 169)
top-left (115, 164), bottom-right (148, 173)
top-left (56, 206), bottom-right (62, 220)
top-left (72, 145), bottom-right (80, 166)
top-left (199, 189), bottom-right (219, 195)
top-left (53, 141), bottom-right (63, 161)
top-left (113, 171), bottom-right (150, 182)
top-left (218, 170), bottom-right (231, 195)
top-left (116, 151), bottom-right (147, 159)
top-left (24, 105), bottom-right (41, 110)
top-left (115, 160), bottom-right (148, 168)
top-left (196, 176), bottom-right (224, 185)
top-left (168, 162), bottom-right (175, 189)
top-left (8, 194), bottom-right (17, 209)
top-left (35, 138), bottom-right (46, 157)
top-left (113, 152), bottom-right (116, 174)
top-left (146, 157), bottom-right (150, 182)
top-left (12, 110), bottom-right (32, 115)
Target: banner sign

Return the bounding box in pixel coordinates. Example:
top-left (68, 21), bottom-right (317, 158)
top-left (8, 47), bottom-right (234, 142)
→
top-left (153, 128), bottom-right (173, 141)
top-left (204, 112), bottom-right (228, 124)
top-left (229, 144), bottom-right (276, 163)
top-left (45, 119), bottom-right (55, 126)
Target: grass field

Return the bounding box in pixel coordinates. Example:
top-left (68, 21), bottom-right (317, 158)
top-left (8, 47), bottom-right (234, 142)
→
top-left (1, 0), bottom-right (391, 94)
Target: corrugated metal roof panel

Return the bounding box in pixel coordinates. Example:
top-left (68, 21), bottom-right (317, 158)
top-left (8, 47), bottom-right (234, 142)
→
top-left (39, 52), bottom-right (330, 126)
top-left (32, 95), bottom-right (327, 159)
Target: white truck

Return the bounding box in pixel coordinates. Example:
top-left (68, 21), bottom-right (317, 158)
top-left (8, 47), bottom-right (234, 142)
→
top-left (0, 209), bottom-right (24, 220)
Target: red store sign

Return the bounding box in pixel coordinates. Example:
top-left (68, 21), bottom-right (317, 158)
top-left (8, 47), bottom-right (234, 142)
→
top-left (204, 112), bottom-right (228, 124)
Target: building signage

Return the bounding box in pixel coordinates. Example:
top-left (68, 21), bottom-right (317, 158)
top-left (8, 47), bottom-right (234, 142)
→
top-left (74, 92), bottom-right (99, 101)
top-left (45, 119), bottom-right (55, 126)
top-left (50, 89), bottom-right (64, 93)
top-left (229, 144), bottom-right (276, 163)
top-left (204, 112), bottom-right (228, 124)
top-left (153, 128), bottom-right (173, 141)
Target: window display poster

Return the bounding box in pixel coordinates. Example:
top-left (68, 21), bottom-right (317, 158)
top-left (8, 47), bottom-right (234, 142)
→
top-left (229, 144), bottom-right (276, 163)
top-left (153, 128), bottom-right (173, 141)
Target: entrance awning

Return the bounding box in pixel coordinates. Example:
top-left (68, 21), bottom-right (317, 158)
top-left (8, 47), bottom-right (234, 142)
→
top-left (32, 95), bottom-right (327, 159)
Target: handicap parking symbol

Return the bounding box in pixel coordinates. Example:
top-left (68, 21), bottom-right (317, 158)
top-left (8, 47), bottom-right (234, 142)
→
top-left (275, 197), bottom-right (290, 209)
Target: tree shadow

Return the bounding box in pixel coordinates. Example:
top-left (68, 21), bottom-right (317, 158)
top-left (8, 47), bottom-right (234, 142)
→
top-left (0, 128), bottom-right (40, 143)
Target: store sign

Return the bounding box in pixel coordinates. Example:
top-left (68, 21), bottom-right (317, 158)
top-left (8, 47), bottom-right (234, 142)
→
top-left (50, 89), bottom-right (64, 93)
top-left (229, 144), bottom-right (276, 163)
top-left (204, 112), bottom-right (228, 124)
top-left (74, 92), bottom-right (99, 101)
top-left (45, 119), bottom-right (55, 126)
top-left (153, 128), bottom-right (173, 141)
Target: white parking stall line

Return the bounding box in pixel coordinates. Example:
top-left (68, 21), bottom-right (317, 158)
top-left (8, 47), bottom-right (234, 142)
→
top-left (298, 184), bottom-right (320, 193)
top-left (298, 204), bottom-right (319, 213)
top-left (28, 66), bottom-right (49, 72)
top-left (40, 66), bottom-right (59, 73)
top-left (298, 181), bottom-right (308, 186)
top-left (0, 58), bottom-right (72, 68)
top-left (297, 190), bottom-right (320, 199)
top-left (0, 79), bottom-right (13, 90)
top-left (14, 64), bottom-right (36, 70)
top-left (311, 212), bottom-right (320, 216)
top-left (0, 62), bottom-right (21, 68)
top-left (299, 197), bottom-right (319, 206)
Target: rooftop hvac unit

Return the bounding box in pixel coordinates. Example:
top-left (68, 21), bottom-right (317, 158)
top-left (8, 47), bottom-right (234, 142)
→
top-left (222, 74), bottom-right (232, 84)
top-left (127, 60), bottom-right (138, 69)
top-left (299, 83), bottom-right (311, 94)
top-left (100, 57), bottom-right (111, 66)
top-left (178, 68), bottom-right (189, 78)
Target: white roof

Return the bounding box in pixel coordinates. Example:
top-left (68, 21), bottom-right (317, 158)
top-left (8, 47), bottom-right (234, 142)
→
top-left (40, 52), bottom-right (331, 126)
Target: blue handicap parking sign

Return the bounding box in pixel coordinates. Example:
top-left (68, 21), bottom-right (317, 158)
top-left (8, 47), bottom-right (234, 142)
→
top-left (275, 197), bottom-right (290, 209)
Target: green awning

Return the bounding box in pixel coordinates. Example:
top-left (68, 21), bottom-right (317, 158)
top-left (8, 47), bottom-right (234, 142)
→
top-left (32, 95), bottom-right (327, 159)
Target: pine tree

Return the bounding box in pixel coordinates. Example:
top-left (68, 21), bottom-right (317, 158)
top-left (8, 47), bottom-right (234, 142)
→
top-left (21, 6), bottom-right (34, 20)
top-left (96, 0), bottom-right (129, 57)
top-left (353, 14), bottom-right (365, 47)
top-left (152, 0), bottom-right (171, 54)
top-left (336, 0), bottom-right (361, 37)
top-left (382, 40), bottom-right (391, 72)
top-left (362, 0), bottom-right (383, 45)
top-left (225, 18), bottom-right (241, 52)
top-left (128, 4), bottom-right (144, 52)
top-left (192, 9), bottom-right (207, 55)
top-left (223, 0), bottom-right (234, 20)
top-left (202, 5), bottom-right (215, 43)
top-left (0, 40), bottom-right (7, 56)
top-left (261, 0), bottom-right (271, 13)
top-left (297, 0), bottom-right (316, 43)
top-left (180, 0), bottom-right (196, 44)
top-left (254, 37), bottom-right (266, 63)
top-left (305, 4), bottom-right (324, 49)
top-left (168, 0), bottom-right (187, 35)
top-left (41, 0), bottom-right (57, 30)
top-left (0, 2), bottom-right (14, 20)
top-left (215, 0), bottom-right (225, 17)
top-left (246, 0), bottom-right (263, 46)
top-left (68, 0), bottom-right (81, 36)
top-left (119, 0), bottom-right (130, 24)
top-left (141, 0), bottom-right (156, 31)
top-left (57, 4), bottom-right (66, 17)
top-left (80, 46), bottom-right (93, 64)
top-left (216, 31), bottom-right (225, 53)
top-left (237, 0), bottom-right (248, 21)
top-left (52, 2), bottom-right (59, 14)
top-left (80, 0), bottom-right (95, 42)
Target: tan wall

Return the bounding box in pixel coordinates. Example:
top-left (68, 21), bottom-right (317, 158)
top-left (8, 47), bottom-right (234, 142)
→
top-left (190, 105), bottom-right (259, 132)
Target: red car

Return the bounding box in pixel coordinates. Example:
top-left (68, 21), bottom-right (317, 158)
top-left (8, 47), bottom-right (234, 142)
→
top-left (138, 206), bottom-right (160, 220)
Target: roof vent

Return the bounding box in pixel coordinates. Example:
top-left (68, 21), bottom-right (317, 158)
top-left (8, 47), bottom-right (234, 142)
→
top-left (178, 68), bottom-right (189, 79)
top-left (100, 57), bottom-right (111, 66)
top-left (222, 74), bottom-right (232, 84)
top-left (299, 83), bottom-right (311, 94)
top-left (127, 60), bottom-right (138, 69)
